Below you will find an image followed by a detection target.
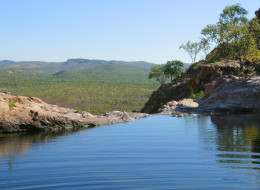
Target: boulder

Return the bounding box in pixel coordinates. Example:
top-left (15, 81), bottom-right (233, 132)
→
top-left (158, 99), bottom-right (198, 114)
top-left (200, 76), bottom-right (260, 112)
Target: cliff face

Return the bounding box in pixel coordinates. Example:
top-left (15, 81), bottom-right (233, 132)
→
top-left (141, 61), bottom-right (240, 113)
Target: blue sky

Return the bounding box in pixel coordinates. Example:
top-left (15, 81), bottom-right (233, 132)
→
top-left (0, 0), bottom-right (259, 64)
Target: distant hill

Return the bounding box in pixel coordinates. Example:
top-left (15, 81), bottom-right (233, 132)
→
top-left (0, 60), bottom-right (16, 67)
top-left (0, 59), bottom-right (189, 114)
top-left (53, 64), bottom-right (153, 82)
top-left (183, 63), bottom-right (191, 69)
top-left (0, 59), bottom-right (155, 74)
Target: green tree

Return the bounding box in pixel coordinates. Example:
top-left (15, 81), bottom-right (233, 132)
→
top-left (201, 4), bottom-right (248, 45)
top-left (148, 65), bottom-right (166, 84)
top-left (179, 41), bottom-right (202, 63)
top-left (164, 60), bottom-right (184, 81)
top-left (199, 38), bottom-right (211, 58)
top-left (201, 4), bottom-right (260, 69)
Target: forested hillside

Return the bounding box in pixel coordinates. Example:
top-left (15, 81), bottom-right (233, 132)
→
top-left (0, 59), bottom-right (159, 114)
top-left (0, 59), bottom-right (155, 73)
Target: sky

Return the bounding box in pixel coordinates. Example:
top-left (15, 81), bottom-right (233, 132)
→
top-left (0, 0), bottom-right (259, 64)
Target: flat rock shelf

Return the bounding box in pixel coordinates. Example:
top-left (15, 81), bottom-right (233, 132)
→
top-left (0, 92), bottom-right (148, 133)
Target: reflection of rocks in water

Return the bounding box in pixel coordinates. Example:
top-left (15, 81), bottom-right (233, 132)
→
top-left (0, 128), bottom-right (86, 169)
top-left (211, 114), bottom-right (260, 153)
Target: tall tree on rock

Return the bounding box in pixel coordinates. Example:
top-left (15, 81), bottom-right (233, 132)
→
top-left (201, 4), bottom-right (260, 70)
top-left (164, 60), bottom-right (184, 81)
top-left (148, 65), bottom-right (167, 84)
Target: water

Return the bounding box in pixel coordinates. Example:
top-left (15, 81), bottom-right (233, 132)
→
top-left (1, 114), bottom-right (260, 189)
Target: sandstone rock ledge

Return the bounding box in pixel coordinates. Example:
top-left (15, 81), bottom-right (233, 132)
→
top-left (0, 93), bottom-right (149, 133)
top-left (158, 76), bottom-right (260, 117)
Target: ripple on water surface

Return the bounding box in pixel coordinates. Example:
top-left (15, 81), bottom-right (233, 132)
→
top-left (1, 114), bottom-right (260, 189)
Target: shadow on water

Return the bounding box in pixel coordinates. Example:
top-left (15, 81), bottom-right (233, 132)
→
top-left (0, 128), bottom-right (87, 169)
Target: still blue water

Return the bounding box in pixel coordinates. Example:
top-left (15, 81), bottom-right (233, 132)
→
top-left (1, 114), bottom-right (260, 189)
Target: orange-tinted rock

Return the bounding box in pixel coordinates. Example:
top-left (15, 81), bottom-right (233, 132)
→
top-left (142, 61), bottom-right (240, 113)
top-left (0, 93), bottom-right (149, 133)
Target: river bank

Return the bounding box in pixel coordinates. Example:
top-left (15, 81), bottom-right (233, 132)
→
top-left (0, 92), bottom-right (148, 133)
top-left (156, 76), bottom-right (260, 117)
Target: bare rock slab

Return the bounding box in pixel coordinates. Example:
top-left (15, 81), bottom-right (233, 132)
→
top-left (0, 93), bottom-right (149, 133)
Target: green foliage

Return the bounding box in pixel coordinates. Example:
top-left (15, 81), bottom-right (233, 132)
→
top-left (199, 38), bottom-right (211, 58)
top-left (148, 65), bottom-right (167, 84)
top-left (148, 60), bottom-right (185, 83)
top-left (201, 4), bottom-right (260, 68)
top-left (164, 60), bottom-right (184, 81)
top-left (0, 59), bottom-right (155, 74)
top-left (192, 62), bottom-right (202, 69)
top-left (0, 69), bottom-right (158, 114)
top-left (0, 59), bottom-right (160, 114)
top-left (8, 99), bottom-right (15, 110)
top-left (179, 41), bottom-right (202, 63)
top-left (54, 64), bottom-right (154, 83)
top-left (188, 88), bottom-right (205, 99)
top-left (239, 71), bottom-right (245, 77)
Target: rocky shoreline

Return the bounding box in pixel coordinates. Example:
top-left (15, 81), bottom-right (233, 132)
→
top-left (157, 76), bottom-right (260, 117)
top-left (0, 92), bottom-right (148, 133)
top-left (1, 69), bottom-right (260, 133)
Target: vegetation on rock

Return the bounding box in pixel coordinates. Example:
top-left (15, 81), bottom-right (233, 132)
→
top-left (179, 41), bottom-right (202, 64)
top-left (188, 88), bottom-right (205, 99)
top-left (148, 65), bottom-right (167, 84)
top-left (8, 100), bottom-right (15, 110)
top-left (143, 5), bottom-right (260, 113)
top-left (148, 60), bottom-right (185, 84)
top-left (201, 4), bottom-right (260, 69)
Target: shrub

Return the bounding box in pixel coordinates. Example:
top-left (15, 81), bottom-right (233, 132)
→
top-left (193, 62), bottom-right (202, 69)
top-left (239, 72), bottom-right (245, 77)
top-left (8, 99), bottom-right (15, 110)
top-left (188, 88), bottom-right (205, 99)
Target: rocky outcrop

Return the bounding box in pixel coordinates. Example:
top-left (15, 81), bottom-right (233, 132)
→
top-left (141, 61), bottom-right (240, 113)
top-left (0, 92), bottom-right (149, 133)
top-left (157, 76), bottom-right (260, 116)
top-left (200, 76), bottom-right (260, 112)
top-left (158, 99), bottom-right (198, 115)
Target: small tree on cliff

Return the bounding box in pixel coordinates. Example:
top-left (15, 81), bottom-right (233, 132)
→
top-left (164, 60), bottom-right (184, 81)
top-left (199, 38), bottom-right (211, 58)
top-left (179, 41), bottom-right (202, 63)
top-left (148, 65), bottom-right (166, 84)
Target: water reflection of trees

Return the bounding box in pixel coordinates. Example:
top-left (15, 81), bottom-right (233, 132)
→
top-left (184, 115), bottom-right (217, 148)
top-left (211, 114), bottom-right (260, 153)
top-left (0, 128), bottom-right (85, 169)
